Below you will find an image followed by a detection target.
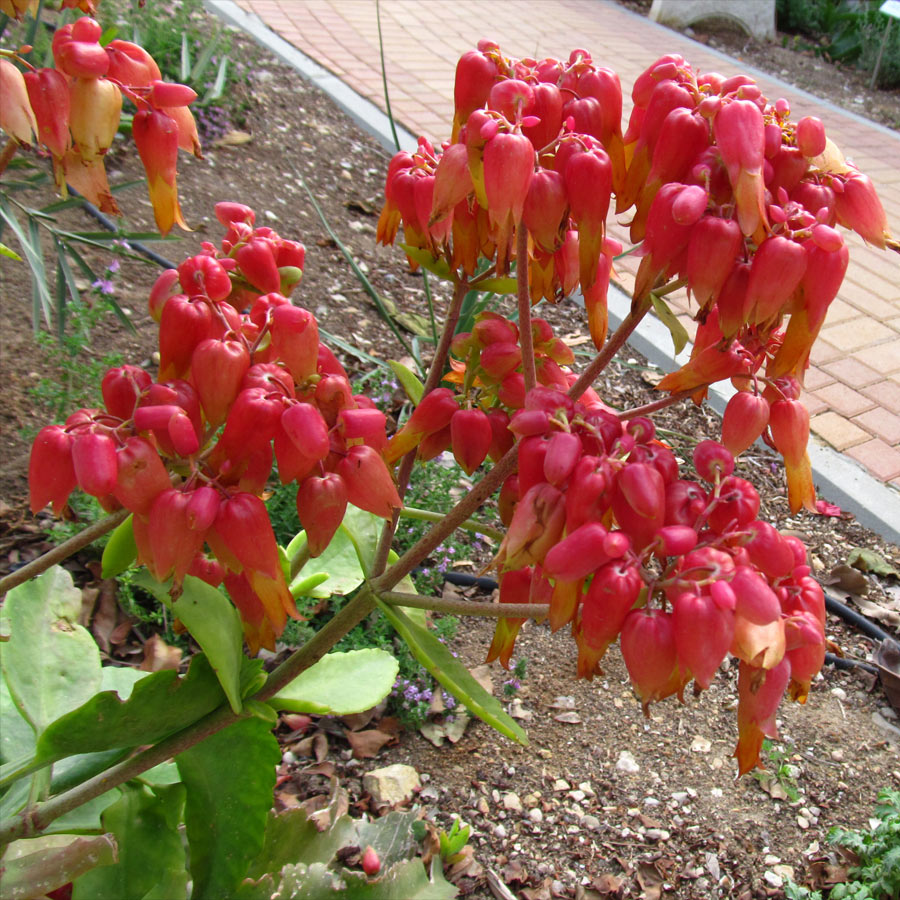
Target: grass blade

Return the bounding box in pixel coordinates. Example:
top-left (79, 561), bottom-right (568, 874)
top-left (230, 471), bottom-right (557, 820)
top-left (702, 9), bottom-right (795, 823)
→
top-left (203, 55), bottom-right (229, 105)
top-left (180, 33), bottom-right (191, 82)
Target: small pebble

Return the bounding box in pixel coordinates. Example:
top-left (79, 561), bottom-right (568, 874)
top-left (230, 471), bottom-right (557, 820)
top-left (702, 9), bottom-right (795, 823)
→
top-left (528, 808), bottom-right (543, 823)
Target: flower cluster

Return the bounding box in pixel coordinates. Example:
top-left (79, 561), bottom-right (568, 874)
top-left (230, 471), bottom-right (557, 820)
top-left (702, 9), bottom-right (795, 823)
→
top-left (0, 14), bottom-right (200, 233)
top-left (28, 202), bottom-right (401, 653)
top-left (377, 43), bottom-right (897, 513)
top-left (485, 385), bottom-right (825, 773)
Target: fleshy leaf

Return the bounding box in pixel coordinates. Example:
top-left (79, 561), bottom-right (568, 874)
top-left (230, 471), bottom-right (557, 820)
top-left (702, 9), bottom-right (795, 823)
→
top-left (0, 670), bottom-right (36, 767)
top-left (650, 293), bottom-right (690, 356)
top-left (71, 783), bottom-right (186, 900)
top-left (288, 528), bottom-right (366, 599)
top-left (0, 566), bottom-right (102, 735)
top-left (339, 857), bottom-right (457, 899)
top-left (473, 276), bottom-right (517, 294)
top-left (270, 649), bottom-right (398, 715)
top-left (1, 834), bottom-right (117, 900)
top-left (244, 808), bottom-right (356, 882)
top-left (133, 572), bottom-right (244, 712)
top-left (398, 245), bottom-right (454, 281)
top-left (375, 600), bottom-right (527, 745)
top-left (101, 515), bottom-right (137, 578)
top-left (34, 654), bottom-right (234, 766)
top-left (176, 716), bottom-right (280, 900)
top-left (387, 360), bottom-right (425, 405)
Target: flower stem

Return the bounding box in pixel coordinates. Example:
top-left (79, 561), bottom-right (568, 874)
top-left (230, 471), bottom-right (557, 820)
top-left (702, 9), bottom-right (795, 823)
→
top-left (371, 276), bottom-right (468, 578)
top-left (399, 506), bottom-right (503, 542)
top-left (567, 297), bottom-right (651, 401)
top-left (617, 389), bottom-right (693, 420)
top-left (380, 590), bottom-right (547, 619)
top-left (516, 225), bottom-right (536, 393)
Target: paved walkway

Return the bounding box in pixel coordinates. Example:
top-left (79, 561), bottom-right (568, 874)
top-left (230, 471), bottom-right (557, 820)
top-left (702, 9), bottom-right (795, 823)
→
top-left (233, 0), bottom-right (900, 492)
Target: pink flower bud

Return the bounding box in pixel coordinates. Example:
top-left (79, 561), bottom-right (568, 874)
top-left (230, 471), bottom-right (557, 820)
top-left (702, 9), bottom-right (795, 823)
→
top-left (795, 116), bottom-right (825, 157)
top-left (72, 431), bottom-right (118, 498)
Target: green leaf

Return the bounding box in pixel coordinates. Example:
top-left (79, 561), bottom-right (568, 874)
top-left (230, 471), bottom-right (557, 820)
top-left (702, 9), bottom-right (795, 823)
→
top-left (848, 547), bottom-right (899, 578)
top-left (399, 245), bottom-right (454, 282)
top-left (388, 359), bottom-right (425, 405)
top-left (132, 573), bottom-right (245, 713)
top-left (375, 601), bottom-right (527, 746)
top-left (473, 276), bottom-right (517, 294)
top-left (34, 654), bottom-right (232, 766)
top-left (356, 809), bottom-right (420, 867)
top-left (0, 669), bottom-right (35, 767)
top-left (0, 195), bottom-right (54, 330)
top-left (288, 528), bottom-right (366, 600)
top-left (0, 834), bottom-right (117, 900)
top-left (180, 33), bottom-right (191, 82)
top-left (72, 783), bottom-right (186, 900)
top-left (203, 55), bottom-right (229, 104)
top-left (339, 504), bottom-right (382, 577)
top-left (270, 649), bottom-right (398, 715)
top-left (0, 241), bottom-right (22, 261)
top-left (650, 293), bottom-right (689, 356)
top-left (101, 515), bottom-right (137, 578)
top-left (190, 33), bottom-right (220, 84)
top-left (339, 857), bottom-right (457, 899)
top-left (176, 716), bottom-right (280, 900)
top-left (243, 808), bottom-right (356, 882)
top-left (99, 665), bottom-right (148, 700)
top-left (0, 567), bottom-right (102, 735)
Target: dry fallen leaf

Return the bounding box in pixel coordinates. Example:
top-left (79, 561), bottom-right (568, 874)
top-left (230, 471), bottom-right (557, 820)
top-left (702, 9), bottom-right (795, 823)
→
top-left (212, 130), bottom-right (253, 147)
top-left (344, 727), bottom-right (394, 759)
top-left (824, 564), bottom-right (869, 595)
top-left (139, 634), bottom-right (181, 672)
top-left (636, 860), bottom-right (664, 900)
top-left (553, 711), bottom-right (583, 724)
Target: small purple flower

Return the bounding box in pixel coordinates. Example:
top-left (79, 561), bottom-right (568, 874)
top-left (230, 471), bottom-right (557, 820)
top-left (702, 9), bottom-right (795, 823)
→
top-left (107, 259), bottom-right (120, 273)
top-left (444, 692), bottom-right (457, 709)
top-left (92, 279), bottom-right (115, 295)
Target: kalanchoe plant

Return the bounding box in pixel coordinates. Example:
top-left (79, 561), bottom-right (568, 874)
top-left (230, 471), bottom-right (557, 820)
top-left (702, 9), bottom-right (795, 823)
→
top-left (2, 30), bottom-right (898, 900)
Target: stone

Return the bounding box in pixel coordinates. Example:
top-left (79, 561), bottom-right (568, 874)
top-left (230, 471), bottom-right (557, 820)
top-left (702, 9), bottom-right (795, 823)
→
top-left (616, 750), bottom-right (640, 774)
top-left (581, 815), bottom-right (601, 831)
top-left (528, 807), bottom-right (543, 823)
top-left (503, 792), bottom-right (523, 813)
top-left (363, 764), bottom-right (420, 806)
top-left (649, 0), bottom-right (776, 41)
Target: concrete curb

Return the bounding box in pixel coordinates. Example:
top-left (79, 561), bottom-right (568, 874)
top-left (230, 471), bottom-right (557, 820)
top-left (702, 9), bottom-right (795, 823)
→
top-left (206, 0), bottom-right (900, 543)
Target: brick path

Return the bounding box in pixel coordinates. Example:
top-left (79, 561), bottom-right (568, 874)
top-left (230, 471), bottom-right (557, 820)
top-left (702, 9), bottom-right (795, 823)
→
top-left (237, 0), bottom-right (900, 488)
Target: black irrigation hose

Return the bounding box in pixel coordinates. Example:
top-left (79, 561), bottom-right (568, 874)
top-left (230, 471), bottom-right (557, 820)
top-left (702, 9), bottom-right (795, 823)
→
top-left (70, 188), bottom-right (177, 270)
top-left (825, 652), bottom-right (879, 675)
top-left (444, 571), bottom-right (500, 592)
top-left (823, 588), bottom-right (892, 644)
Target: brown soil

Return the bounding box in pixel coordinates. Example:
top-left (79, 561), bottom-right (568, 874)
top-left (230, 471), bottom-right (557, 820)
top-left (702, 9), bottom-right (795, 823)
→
top-left (1, 8), bottom-right (899, 900)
